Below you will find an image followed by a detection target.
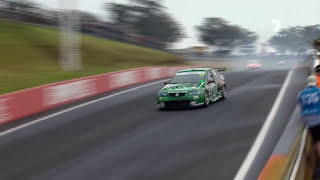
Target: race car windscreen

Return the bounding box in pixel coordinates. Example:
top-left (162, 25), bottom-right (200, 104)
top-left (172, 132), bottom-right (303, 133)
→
top-left (170, 72), bottom-right (205, 84)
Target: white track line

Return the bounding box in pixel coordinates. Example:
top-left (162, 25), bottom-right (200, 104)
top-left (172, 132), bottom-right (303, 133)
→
top-left (289, 127), bottom-right (307, 180)
top-left (234, 69), bottom-right (294, 180)
top-left (0, 79), bottom-right (167, 137)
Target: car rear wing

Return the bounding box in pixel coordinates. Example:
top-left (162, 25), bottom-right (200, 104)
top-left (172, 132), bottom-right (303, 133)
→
top-left (214, 68), bottom-right (226, 72)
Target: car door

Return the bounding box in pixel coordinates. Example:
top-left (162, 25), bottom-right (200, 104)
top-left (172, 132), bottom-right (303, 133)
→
top-left (211, 70), bottom-right (221, 91)
top-left (207, 71), bottom-right (217, 98)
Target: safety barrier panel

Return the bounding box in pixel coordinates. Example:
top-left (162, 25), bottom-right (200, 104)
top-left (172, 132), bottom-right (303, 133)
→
top-left (258, 117), bottom-right (315, 180)
top-left (289, 128), bottom-right (315, 180)
top-left (0, 66), bottom-right (192, 126)
top-left (258, 108), bottom-right (305, 180)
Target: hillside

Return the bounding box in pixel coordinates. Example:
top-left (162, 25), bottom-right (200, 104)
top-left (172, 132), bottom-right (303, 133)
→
top-left (0, 20), bottom-right (186, 94)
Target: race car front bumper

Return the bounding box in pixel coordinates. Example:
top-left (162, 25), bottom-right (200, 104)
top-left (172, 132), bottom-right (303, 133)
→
top-left (157, 95), bottom-right (204, 108)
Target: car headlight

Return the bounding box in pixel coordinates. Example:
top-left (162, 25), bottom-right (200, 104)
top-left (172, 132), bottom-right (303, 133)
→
top-left (159, 92), bottom-right (167, 97)
top-left (189, 90), bottom-right (200, 95)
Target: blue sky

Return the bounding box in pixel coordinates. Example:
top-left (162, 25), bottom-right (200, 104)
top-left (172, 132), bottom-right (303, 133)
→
top-left (33, 0), bottom-right (320, 48)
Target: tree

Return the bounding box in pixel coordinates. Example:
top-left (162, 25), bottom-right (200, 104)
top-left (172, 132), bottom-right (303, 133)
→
top-left (314, 38), bottom-right (320, 51)
top-left (106, 0), bottom-right (183, 45)
top-left (77, 11), bottom-right (100, 24)
top-left (133, 12), bottom-right (182, 43)
top-left (268, 25), bottom-right (320, 53)
top-left (196, 18), bottom-right (257, 50)
top-left (108, 3), bottom-right (134, 25)
top-left (129, 0), bottom-right (164, 11)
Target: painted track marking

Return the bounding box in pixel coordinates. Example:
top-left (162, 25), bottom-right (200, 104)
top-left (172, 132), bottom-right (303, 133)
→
top-left (234, 70), bottom-right (294, 180)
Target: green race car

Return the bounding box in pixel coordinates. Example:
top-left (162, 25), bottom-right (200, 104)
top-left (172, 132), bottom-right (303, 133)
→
top-left (157, 68), bottom-right (226, 109)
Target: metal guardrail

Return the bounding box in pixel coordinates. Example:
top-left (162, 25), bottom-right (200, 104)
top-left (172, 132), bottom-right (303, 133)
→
top-left (289, 128), bottom-right (308, 180)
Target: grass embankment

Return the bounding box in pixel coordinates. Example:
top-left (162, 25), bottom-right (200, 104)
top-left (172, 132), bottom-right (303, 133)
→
top-left (0, 20), bottom-right (186, 94)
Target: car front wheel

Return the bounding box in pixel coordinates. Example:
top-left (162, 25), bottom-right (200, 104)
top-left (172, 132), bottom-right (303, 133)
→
top-left (204, 91), bottom-right (210, 107)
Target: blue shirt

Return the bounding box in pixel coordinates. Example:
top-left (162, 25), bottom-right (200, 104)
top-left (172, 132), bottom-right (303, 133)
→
top-left (299, 86), bottom-right (320, 117)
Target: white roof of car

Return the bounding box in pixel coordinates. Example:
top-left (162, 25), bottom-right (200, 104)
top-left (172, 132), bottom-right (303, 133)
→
top-left (176, 71), bottom-right (205, 75)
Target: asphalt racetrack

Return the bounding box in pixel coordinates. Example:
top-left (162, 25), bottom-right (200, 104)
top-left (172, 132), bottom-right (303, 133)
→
top-left (0, 69), bottom-right (290, 180)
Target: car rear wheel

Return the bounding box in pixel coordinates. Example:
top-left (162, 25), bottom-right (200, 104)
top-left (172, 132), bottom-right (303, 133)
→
top-left (204, 91), bottom-right (210, 107)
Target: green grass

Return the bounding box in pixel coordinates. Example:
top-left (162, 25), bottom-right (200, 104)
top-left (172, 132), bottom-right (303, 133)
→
top-left (0, 20), bottom-right (187, 94)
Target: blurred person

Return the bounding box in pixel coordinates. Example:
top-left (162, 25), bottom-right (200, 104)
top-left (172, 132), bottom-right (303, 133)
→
top-left (299, 75), bottom-right (320, 140)
top-left (298, 75), bottom-right (320, 179)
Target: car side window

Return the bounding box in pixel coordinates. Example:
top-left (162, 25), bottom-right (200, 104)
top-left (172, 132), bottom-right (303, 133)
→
top-left (211, 70), bottom-right (219, 82)
top-left (208, 71), bottom-right (214, 81)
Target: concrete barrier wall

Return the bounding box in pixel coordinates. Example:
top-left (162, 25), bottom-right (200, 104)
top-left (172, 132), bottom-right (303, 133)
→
top-left (0, 66), bottom-right (191, 126)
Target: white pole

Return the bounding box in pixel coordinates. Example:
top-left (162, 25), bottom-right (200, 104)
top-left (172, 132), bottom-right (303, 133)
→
top-left (59, 0), bottom-right (82, 71)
